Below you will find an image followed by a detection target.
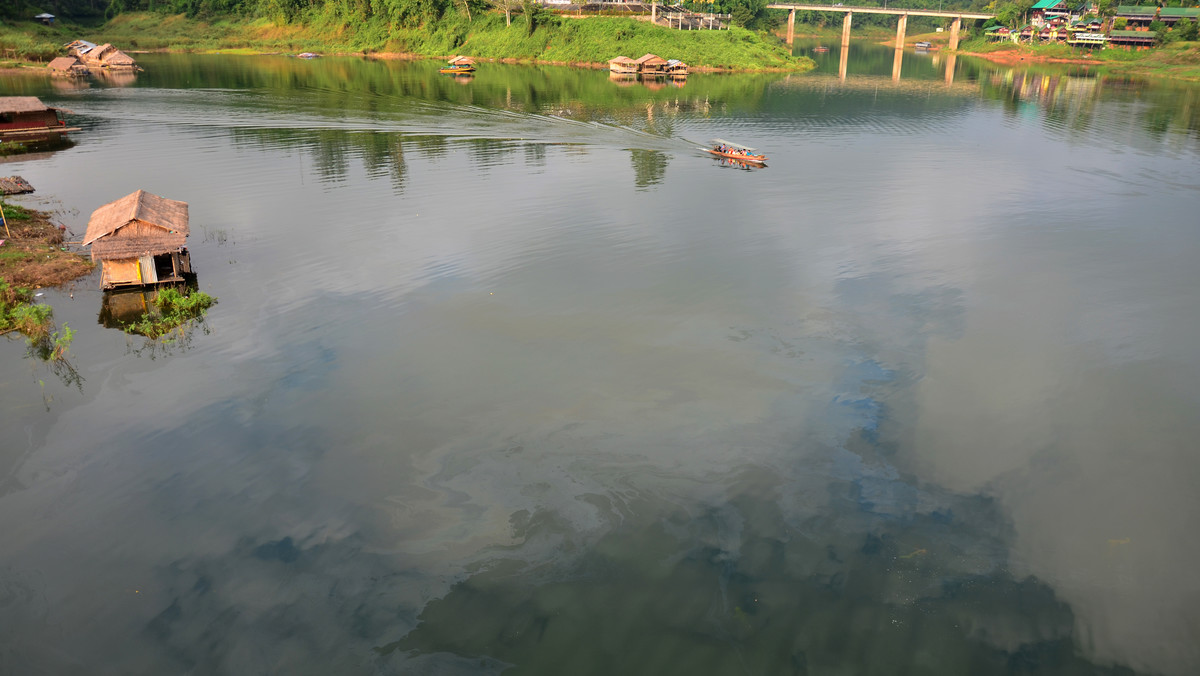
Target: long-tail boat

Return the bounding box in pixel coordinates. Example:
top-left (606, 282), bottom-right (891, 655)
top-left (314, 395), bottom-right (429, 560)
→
top-left (706, 138), bottom-right (767, 165)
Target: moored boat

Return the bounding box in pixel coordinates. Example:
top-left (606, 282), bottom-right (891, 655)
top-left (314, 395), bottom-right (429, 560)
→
top-left (440, 55), bottom-right (476, 74)
top-left (0, 97), bottom-right (80, 144)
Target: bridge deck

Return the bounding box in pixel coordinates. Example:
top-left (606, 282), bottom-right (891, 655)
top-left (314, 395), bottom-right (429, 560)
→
top-left (766, 4), bottom-right (994, 19)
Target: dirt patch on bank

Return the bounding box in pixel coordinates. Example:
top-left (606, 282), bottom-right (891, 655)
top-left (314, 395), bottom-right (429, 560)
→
top-left (960, 49), bottom-right (1098, 66)
top-left (0, 206), bottom-right (93, 289)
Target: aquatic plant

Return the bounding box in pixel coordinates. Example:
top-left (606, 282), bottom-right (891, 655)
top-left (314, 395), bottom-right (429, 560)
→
top-left (123, 286), bottom-right (217, 339)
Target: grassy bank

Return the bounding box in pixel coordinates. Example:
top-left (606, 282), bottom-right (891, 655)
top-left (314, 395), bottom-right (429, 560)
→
top-left (0, 203), bottom-right (90, 358)
top-left (2, 12), bottom-right (812, 72)
top-left (958, 38), bottom-right (1200, 81)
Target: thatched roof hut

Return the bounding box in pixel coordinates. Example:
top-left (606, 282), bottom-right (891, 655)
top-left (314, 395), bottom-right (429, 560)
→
top-left (48, 56), bottom-right (88, 76)
top-left (84, 190), bottom-right (192, 288)
top-left (447, 55), bottom-right (476, 66)
top-left (0, 96), bottom-right (55, 114)
top-left (608, 55), bottom-right (638, 74)
top-left (84, 43), bottom-right (138, 69)
top-left (84, 190), bottom-right (188, 260)
top-left (635, 53), bottom-right (668, 66)
top-left (634, 53), bottom-right (668, 74)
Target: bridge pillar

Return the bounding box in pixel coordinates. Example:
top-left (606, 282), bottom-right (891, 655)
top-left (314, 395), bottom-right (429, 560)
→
top-left (787, 9), bottom-right (795, 46)
top-left (949, 17), bottom-right (961, 50)
top-left (842, 12), bottom-right (852, 49)
top-left (895, 14), bottom-right (908, 51)
top-left (652, 1), bottom-right (657, 24)
top-left (838, 41), bottom-right (849, 80)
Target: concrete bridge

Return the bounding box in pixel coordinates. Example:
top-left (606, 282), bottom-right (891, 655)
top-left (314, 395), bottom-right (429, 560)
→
top-left (766, 4), bottom-right (995, 51)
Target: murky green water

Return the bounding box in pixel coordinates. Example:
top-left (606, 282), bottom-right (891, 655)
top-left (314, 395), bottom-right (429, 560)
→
top-left (2, 43), bottom-right (1199, 674)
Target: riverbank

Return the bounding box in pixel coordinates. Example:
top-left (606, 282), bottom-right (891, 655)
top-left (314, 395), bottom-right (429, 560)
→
top-left (0, 12), bottom-right (812, 73)
top-left (0, 203), bottom-right (91, 343)
top-left (957, 39), bottom-right (1200, 81)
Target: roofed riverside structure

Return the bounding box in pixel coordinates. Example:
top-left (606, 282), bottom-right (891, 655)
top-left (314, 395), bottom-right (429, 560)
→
top-left (0, 96), bottom-right (79, 143)
top-left (83, 190), bottom-right (194, 289)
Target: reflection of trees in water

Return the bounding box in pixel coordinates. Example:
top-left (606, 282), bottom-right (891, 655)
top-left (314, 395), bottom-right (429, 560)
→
top-left (981, 70), bottom-right (1200, 139)
top-left (359, 132), bottom-right (407, 194)
top-left (630, 149), bottom-right (669, 190)
top-left (381, 471), bottom-right (1126, 674)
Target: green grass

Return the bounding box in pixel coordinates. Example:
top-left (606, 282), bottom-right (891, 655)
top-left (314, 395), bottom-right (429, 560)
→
top-left (77, 12), bottom-right (811, 71)
top-left (0, 279), bottom-right (69, 361)
top-left (958, 37), bottom-right (1200, 81)
top-left (123, 286), bottom-right (217, 339)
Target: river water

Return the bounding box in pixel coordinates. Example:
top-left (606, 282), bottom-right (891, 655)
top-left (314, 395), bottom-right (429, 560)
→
top-left (2, 41), bottom-right (1198, 675)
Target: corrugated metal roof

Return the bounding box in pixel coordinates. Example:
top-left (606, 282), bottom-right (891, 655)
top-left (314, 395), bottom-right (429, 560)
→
top-left (1159, 8), bottom-right (1200, 17)
top-left (1115, 5), bottom-right (1158, 15)
top-left (1109, 29), bottom-right (1157, 37)
top-left (1031, 0), bottom-right (1065, 9)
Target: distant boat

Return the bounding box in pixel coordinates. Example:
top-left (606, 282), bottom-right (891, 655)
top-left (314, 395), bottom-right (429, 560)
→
top-left (913, 41), bottom-right (934, 50)
top-left (297, 52), bottom-right (321, 59)
top-left (813, 46), bottom-right (829, 53)
top-left (440, 55), bottom-right (476, 74)
top-left (706, 138), bottom-right (767, 165)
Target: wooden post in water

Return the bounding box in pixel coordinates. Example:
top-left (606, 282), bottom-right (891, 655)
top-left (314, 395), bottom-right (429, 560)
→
top-left (787, 9), bottom-right (796, 46)
top-left (949, 17), bottom-right (962, 50)
top-left (842, 12), bottom-right (853, 50)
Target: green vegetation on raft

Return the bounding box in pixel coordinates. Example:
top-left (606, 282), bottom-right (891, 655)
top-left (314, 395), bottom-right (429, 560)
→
top-left (123, 287), bottom-right (217, 339)
top-left (65, 12), bottom-right (811, 72)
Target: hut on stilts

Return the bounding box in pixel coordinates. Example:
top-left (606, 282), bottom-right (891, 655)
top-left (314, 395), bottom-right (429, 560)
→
top-left (83, 190), bottom-right (193, 289)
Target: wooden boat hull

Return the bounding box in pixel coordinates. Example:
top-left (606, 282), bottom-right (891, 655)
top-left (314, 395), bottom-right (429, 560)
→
top-left (707, 149), bottom-right (767, 164)
top-left (440, 66), bottom-right (476, 74)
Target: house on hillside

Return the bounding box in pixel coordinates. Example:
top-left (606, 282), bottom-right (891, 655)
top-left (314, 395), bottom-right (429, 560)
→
top-left (1114, 5), bottom-right (1158, 29)
top-left (1030, 0), bottom-right (1070, 25)
top-left (1158, 8), bottom-right (1200, 27)
top-left (0, 96), bottom-right (79, 143)
top-left (1108, 29), bottom-right (1157, 49)
top-left (83, 190), bottom-right (193, 289)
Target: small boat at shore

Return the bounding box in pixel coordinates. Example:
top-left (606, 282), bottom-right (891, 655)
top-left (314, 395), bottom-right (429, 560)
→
top-left (297, 52), bottom-right (321, 59)
top-left (813, 46), bottom-right (829, 53)
top-left (440, 55), bottom-right (476, 74)
top-left (706, 138), bottom-right (767, 165)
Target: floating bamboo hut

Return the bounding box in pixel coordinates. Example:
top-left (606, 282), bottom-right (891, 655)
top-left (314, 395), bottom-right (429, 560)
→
top-left (608, 56), bottom-right (638, 74)
top-left (66, 40), bottom-right (139, 71)
top-left (634, 53), bottom-right (668, 76)
top-left (47, 56), bottom-right (88, 77)
top-left (0, 97), bottom-right (79, 143)
top-left (83, 190), bottom-right (193, 289)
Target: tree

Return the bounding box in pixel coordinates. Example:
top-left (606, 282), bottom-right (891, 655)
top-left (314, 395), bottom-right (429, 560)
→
top-left (1177, 19), bottom-right (1199, 42)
